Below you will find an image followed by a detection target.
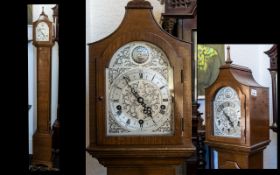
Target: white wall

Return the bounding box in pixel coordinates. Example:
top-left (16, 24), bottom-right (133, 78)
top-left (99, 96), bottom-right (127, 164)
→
top-left (28, 35), bottom-right (37, 154)
top-left (28, 4), bottom-right (58, 154)
top-left (33, 5), bottom-right (56, 24)
top-left (86, 1), bottom-right (164, 174)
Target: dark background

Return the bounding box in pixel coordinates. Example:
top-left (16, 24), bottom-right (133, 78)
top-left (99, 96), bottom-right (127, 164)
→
top-left (2, 0), bottom-right (278, 174)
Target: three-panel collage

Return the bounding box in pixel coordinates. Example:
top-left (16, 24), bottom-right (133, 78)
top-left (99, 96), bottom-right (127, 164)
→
top-left (27, 0), bottom-right (278, 174)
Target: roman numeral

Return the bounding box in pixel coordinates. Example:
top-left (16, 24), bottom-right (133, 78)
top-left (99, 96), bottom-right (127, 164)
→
top-left (115, 86), bottom-right (122, 90)
top-left (151, 74), bottom-right (156, 81)
top-left (163, 99), bottom-right (168, 102)
top-left (126, 119), bottom-right (131, 126)
top-left (123, 75), bottom-right (130, 82)
top-left (160, 86), bottom-right (165, 90)
top-left (139, 72), bottom-right (143, 79)
top-left (112, 99), bottom-right (119, 103)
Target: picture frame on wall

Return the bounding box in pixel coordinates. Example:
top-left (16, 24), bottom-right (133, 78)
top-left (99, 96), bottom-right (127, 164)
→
top-left (197, 44), bottom-right (225, 99)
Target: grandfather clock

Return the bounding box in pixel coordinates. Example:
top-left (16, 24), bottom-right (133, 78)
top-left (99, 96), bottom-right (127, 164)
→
top-left (264, 44), bottom-right (278, 133)
top-left (32, 7), bottom-right (54, 168)
top-left (52, 5), bottom-right (59, 41)
top-left (87, 1), bottom-right (195, 175)
top-left (205, 47), bottom-right (270, 169)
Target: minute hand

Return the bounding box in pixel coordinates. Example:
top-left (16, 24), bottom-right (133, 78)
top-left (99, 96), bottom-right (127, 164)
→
top-left (223, 110), bottom-right (234, 127)
top-left (123, 76), bottom-right (141, 99)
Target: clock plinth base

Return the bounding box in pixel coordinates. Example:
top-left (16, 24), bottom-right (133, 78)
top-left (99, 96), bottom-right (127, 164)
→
top-left (107, 167), bottom-right (176, 175)
top-left (88, 146), bottom-right (195, 175)
top-left (205, 140), bottom-right (270, 169)
top-left (32, 132), bottom-right (53, 168)
top-left (217, 149), bottom-right (263, 169)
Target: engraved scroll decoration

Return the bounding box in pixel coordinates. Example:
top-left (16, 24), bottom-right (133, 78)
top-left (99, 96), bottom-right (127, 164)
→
top-left (106, 41), bottom-right (173, 135)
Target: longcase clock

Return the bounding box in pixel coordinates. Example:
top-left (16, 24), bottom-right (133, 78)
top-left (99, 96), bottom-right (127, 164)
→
top-left (87, 0), bottom-right (195, 174)
top-left (32, 8), bottom-right (54, 168)
top-left (205, 46), bottom-right (270, 169)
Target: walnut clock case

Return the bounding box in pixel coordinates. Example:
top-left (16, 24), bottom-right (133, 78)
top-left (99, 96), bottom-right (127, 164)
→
top-left (205, 47), bottom-right (270, 169)
top-left (32, 9), bottom-right (54, 167)
top-left (87, 1), bottom-right (195, 175)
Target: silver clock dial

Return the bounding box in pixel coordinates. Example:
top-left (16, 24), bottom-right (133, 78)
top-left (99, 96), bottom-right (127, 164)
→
top-left (213, 87), bottom-right (241, 137)
top-left (35, 22), bottom-right (49, 41)
top-left (109, 68), bottom-right (171, 133)
top-left (106, 41), bottom-right (174, 136)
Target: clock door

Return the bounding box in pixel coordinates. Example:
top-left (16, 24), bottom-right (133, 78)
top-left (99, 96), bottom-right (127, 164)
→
top-left (106, 41), bottom-right (174, 136)
top-left (35, 22), bottom-right (50, 41)
top-left (94, 32), bottom-right (188, 145)
top-left (213, 86), bottom-right (241, 138)
top-left (206, 83), bottom-right (246, 145)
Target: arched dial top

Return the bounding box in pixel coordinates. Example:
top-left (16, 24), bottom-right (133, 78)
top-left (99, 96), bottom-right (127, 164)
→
top-left (106, 41), bottom-right (174, 136)
top-left (213, 86), bottom-right (241, 138)
top-left (35, 22), bottom-right (49, 41)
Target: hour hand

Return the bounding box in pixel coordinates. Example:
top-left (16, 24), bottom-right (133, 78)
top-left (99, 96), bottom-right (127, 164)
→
top-left (123, 76), bottom-right (138, 96)
top-left (40, 31), bottom-right (46, 37)
top-left (143, 107), bottom-right (156, 124)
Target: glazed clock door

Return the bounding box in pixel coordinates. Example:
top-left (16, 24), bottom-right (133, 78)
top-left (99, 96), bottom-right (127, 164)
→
top-left (205, 82), bottom-right (247, 145)
top-left (35, 22), bottom-right (49, 41)
top-left (94, 33), bottom-right (187, 145)
top-left (106, 41), bottom-right (174, 136)
top-left (213, 86), bottom-right (241, 137)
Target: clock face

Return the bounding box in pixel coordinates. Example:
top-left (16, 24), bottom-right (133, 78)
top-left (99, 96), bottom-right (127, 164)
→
top-left (213, 87), bottom-right (241, 137)
top-left (35, 22), bottom-right (49, 41)
top-left (106, 41), bottom-right (174, 136)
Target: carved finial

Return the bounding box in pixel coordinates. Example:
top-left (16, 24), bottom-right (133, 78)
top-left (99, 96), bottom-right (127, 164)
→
top-left (39, 6), bottom-right (48, 19)
top-left (226, 46), bottom-right (233, 64)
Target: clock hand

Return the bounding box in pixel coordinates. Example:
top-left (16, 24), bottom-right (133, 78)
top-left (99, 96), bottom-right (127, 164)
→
top-left (143, 106), bottom-right (156, 124)
top-left (223, 110), bottom-right (234, 127)
top-left (123, 76), bottom-right (144, 102)
top-left (123, 76), bottom-right (156, 124)
top-left (37, 28), bottom-right (45, 36)
top-left (40, 31), bottom-right (46, 37)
